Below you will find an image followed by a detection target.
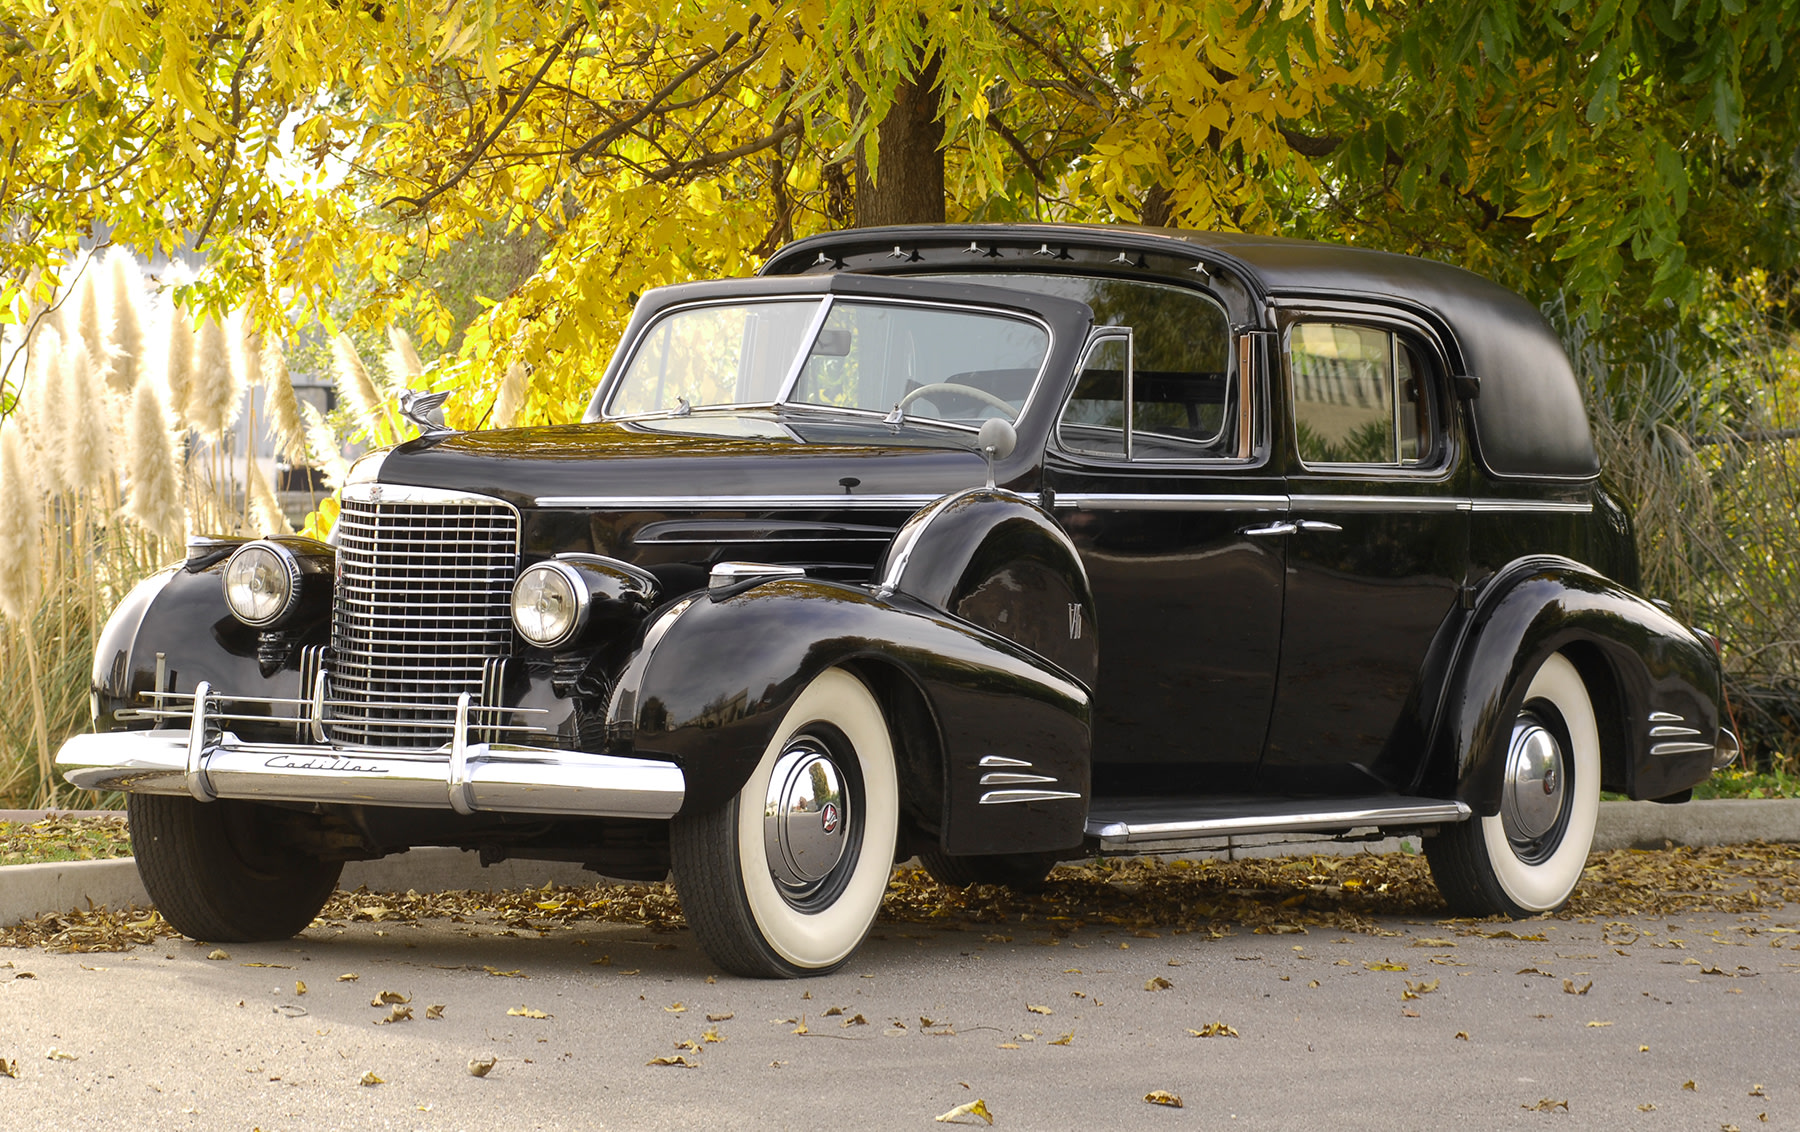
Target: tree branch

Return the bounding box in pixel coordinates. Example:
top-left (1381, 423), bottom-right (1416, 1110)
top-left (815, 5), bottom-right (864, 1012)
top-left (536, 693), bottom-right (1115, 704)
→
top-left (382, 17), bottom-right (589, 215)
top-left (644, 117), bottom-right (802, 184)
top-left (566, 16), bottom-right (761, 166)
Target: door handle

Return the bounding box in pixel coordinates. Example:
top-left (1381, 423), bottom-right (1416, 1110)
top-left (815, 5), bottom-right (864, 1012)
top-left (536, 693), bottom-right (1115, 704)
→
top-left (1296, 520), bottom-right (1343, 534)
top-left (1240, 521), bottom-right (1298, 537)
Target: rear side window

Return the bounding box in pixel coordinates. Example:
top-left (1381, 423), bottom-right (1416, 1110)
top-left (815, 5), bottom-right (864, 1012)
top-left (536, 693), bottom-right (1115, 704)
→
top-left (1288, 323), bottom-right (1437, 467)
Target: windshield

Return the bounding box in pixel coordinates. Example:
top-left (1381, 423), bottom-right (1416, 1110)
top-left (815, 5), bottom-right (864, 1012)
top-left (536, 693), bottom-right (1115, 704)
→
top-left (605, 297), bottom-right (1050, 426)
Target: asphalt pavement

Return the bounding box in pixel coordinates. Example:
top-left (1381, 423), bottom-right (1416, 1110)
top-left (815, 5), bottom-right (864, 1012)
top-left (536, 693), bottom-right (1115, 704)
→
top-left (2, 895), bottom-right (1796, 1130)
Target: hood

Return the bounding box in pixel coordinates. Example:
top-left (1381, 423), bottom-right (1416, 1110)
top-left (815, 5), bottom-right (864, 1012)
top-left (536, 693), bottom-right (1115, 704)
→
top-left (373, 413), bottom-right (995, 511)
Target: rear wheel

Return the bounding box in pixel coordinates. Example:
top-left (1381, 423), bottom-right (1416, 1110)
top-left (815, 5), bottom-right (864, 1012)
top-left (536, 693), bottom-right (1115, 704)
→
top-left (1425, 652), bottom-right (1601, 917)
top-left (128, 793), bottom-right (343, 942)
top-left (671, 668), bottom-right (899, 978)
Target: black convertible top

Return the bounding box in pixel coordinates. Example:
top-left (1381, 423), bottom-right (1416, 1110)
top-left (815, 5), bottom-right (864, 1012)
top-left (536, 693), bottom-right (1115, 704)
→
top-left (764, 224), bottom-right (1599, 481)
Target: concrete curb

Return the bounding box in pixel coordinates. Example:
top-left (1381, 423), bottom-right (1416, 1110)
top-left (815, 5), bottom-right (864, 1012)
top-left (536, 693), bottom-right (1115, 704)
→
top-left (4, 799), bottom-right (1797, 927)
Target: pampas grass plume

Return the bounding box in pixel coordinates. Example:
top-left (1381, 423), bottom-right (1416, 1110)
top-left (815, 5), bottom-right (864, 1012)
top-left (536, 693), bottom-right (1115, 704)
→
top-left (73, 265), bottom-right (107, 371)
top-left (187, 313), bottom-right (240, 438)
top-left (17, 326), bottom-right (67, 494)
top-left (300, 401), bottom-right (351, 489)
top-left (492, 361), bottom-right (528, 429)
top-left (332, 334), bottom-right (386, 438)
top-left (58, 345), bottom-right (113, 494)
top-left (104, 252), bottom-right (147, 394)
top-left (123, 382), bottom-right (186, 544)
top-left (261, 336), bottom-right (307, 462)
top-left (0, 421), bottom-right (43, 624)
top-left (385, 327), bottom-right (423, 386)
top-left (245, 457), bottom-right (294, 536)
top-left (162, 302), bottom-right (196, 430)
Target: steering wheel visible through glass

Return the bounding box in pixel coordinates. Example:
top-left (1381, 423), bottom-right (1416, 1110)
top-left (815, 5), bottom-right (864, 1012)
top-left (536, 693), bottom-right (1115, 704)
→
top-left (897, 382), bottom-right (1017, 417)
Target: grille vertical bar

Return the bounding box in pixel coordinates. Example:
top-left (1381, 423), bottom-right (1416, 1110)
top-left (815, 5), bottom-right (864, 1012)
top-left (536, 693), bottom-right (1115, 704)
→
top-left (328, 489), bottom-right (519, 747)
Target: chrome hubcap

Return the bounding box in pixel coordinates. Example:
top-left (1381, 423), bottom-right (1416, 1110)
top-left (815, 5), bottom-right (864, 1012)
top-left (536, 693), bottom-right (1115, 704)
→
top-left (1501, 717), bottom-right (1566, 842)
top-left (763, 738), bottom-right (852, 894)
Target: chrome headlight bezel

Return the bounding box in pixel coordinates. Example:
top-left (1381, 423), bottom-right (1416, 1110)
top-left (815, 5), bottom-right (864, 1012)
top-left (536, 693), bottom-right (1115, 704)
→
top-left (221, 540), bottom-right (304, 628)
top-left (511, 560), bottom-right (590, 648)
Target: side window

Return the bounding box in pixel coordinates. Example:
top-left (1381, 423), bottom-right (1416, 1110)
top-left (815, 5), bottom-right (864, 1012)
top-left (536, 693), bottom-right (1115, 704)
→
top-left (1288, 323), bottom-right (1437, 467)
top-left (1058, 335), bottom-right (1128, 457)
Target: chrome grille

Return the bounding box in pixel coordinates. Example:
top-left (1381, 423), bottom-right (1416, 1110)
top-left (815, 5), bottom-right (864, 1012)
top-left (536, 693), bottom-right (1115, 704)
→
top-left (328, 488), bottom-right (518, 746)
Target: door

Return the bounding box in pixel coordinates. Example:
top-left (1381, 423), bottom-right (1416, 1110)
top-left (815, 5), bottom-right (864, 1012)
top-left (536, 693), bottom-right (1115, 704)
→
top-left (1042, 287), bottom-right (1284, 797)
top-left (1261, 317), bottom-right (1469, 795)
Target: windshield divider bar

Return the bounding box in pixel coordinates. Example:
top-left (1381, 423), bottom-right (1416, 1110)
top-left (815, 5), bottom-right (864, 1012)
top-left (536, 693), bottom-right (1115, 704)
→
top-left (774, 296), bottom-right (835, 405)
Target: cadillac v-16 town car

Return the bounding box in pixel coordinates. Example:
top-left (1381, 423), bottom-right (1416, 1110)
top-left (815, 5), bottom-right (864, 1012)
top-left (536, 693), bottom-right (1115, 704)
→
top-left (59, 223), bottom-right (1734, 977)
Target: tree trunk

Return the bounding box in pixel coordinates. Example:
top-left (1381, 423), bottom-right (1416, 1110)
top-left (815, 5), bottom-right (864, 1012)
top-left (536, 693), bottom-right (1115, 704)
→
top-left (853, 53), bottom-right (946, 228)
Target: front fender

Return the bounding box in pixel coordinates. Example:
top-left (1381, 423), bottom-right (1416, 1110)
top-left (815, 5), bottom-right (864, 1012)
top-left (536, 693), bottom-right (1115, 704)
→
top-left (91, 542), bottom-right (334, 733)
top-left (877, 488), bottom-right (1097, 690)
top-left (1429, 557), bottom-right (1722, 811)
top-left (610, 578), bottom-right (1091, 853)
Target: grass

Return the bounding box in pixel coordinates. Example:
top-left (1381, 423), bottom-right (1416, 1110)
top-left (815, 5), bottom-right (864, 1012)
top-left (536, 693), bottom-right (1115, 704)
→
top-left (1693, 764), bottom-right (1800, 799)
top-left (0, 814), bottom-right (133, 866)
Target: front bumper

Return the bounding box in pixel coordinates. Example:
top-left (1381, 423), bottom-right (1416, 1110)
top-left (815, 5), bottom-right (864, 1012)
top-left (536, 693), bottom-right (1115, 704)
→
top-left (57, 682), bottom-right (684, 820)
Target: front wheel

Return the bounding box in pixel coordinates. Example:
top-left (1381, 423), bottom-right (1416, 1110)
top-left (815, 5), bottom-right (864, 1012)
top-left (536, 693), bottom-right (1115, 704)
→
top-left (128, 793), bottom-right (343, 942)
top-left (671, 668), bottom-right (899, 978)
top-left (1425, 651), bottom-right (1601, 917)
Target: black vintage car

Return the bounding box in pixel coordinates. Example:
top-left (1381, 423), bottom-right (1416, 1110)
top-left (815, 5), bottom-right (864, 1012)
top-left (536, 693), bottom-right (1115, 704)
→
top-left (60, 224), bottom-right (1732, 977)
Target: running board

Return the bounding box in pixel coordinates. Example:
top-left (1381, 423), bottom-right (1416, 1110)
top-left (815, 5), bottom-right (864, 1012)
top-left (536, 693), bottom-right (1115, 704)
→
top-left (1085, 795), bottom-right (1472, 851)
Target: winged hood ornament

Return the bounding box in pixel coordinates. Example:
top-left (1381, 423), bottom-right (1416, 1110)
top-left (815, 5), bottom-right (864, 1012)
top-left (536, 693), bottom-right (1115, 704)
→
top-left (399, 389), bottom-right (453, 438)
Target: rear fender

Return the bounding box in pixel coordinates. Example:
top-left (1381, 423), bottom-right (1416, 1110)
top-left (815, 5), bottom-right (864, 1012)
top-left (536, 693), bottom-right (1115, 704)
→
top-left (1427, 557), bottom-right (1722, 811)
top-left (609, 579), bottom-right (1091, 853)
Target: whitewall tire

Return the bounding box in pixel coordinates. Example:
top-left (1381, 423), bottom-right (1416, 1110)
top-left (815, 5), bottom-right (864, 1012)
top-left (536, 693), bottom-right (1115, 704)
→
top-left (672, 668), bottom-right (899, 977)
top-left (1426, 651), bottom-right (1601, 917)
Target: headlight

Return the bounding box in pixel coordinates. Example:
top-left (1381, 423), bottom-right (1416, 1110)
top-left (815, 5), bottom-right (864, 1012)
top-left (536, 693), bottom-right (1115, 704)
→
top-left (222, 541), bottom-right (302, 627)
top-left (511, 561), bottom-right (588, 647)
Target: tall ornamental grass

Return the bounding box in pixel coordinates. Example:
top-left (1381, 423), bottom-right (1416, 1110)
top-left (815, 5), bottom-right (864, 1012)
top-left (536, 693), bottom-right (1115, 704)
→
top-left (0, 255), bottom-right (428, 808)
top-left (1558, 284), bottom-right (1800, 774)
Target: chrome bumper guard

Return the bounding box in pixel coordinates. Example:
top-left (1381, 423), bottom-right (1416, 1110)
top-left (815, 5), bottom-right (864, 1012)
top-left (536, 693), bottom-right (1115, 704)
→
top-left (56, 681), bottom-right (684, 820)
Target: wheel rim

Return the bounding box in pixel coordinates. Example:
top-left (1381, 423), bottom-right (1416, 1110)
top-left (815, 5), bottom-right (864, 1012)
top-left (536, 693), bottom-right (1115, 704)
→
top-left (760, 729), bottom-right (863, 912)
top-left (1500, 702), bottom-right (1573, 866)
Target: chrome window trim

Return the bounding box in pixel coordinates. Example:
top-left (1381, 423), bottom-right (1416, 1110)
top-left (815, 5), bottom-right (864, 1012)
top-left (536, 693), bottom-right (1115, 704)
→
top-left (1052, 492), bottom-right (1591, 516)
top-left (1467, 499), bottom-right (1594, 514)
top-left (1052, 493), bottom-right (1290, 513)
top-left (1288, 494), bottom-right (1470, 514)
top-left (535, 493), bottom-right (941, 510)
top-left (597, 294), bottom-right (1058, 432)
top-left (1281, 315), bottom-right (1456, 476)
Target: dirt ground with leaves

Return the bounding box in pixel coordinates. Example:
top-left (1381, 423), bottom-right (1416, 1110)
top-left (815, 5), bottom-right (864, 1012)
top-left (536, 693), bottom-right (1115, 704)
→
top-left (1, 843), bottom-right (1797, 1130)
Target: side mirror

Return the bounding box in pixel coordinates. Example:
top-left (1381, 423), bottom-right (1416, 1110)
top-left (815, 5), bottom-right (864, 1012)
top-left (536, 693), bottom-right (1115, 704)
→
top-left (977, 418), bottom-right (1017, 488)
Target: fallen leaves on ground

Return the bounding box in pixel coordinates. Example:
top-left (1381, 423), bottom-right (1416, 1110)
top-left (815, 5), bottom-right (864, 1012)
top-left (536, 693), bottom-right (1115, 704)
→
top-left (1189, 1022), bottom-right (1238, 1038)
top-left (6, 842), bottom-right (1797, 955)
top-left (206, 949), bottom-right (229, 961)
top-left (0, 1058), bottom-right (17, 1078)
top-left (646, 1055), bottom-right (697, 1068)
top-left (1563, 980), bottom-right (1593, 995)
top-left (359, 1071), bottom-right (383, 1086)
top-left (1144, 976), bottom-right (1173, 991)
top-left (1026, 1003), bottom-right (1053, 1014)
top-left (425, 1004), bottom-right (445, 1019)
top-left (507, 1006), bottom-right (550, 1019)
top-left (44, 1048), bottom-right (76, 1061)
top-left (1402, 979), bottom-right (1439, 999)
top-left (934, 1098), bottom-right (994, 1125)
top-left (370, 991), bottom-right (410, 1007)
top-left (0, 816), bottom-right (132, 866)
top-left (1522, 1098), bottom-right (1568, 1112)
top-left (375, 1004), bottom-right (412, 1025)
top-left (467, 1056), bottom-right (496, 1078)
top-left (1144, 1090), bottom-right (1183, 1108)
